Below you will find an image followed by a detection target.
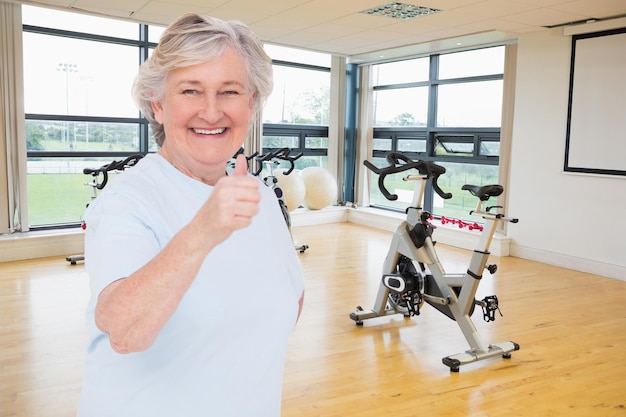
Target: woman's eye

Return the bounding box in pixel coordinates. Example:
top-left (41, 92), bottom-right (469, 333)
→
top-left (222, 90), bottom-right (240, 98)
top-left (182, 89), bottom-right (198, 95)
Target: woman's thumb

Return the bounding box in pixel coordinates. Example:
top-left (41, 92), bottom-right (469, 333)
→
top-left (233, 153), bottom-right (249, 176)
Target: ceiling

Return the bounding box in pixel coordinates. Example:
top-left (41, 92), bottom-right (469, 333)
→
top-left (11, 0), bottom-right (626, 62)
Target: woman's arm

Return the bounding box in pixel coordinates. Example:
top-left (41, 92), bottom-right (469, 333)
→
top-left (94, 156), bottom-right (260, 353)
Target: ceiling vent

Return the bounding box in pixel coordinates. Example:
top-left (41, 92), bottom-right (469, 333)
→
top-left (360, 2), bottom-right (441, 20)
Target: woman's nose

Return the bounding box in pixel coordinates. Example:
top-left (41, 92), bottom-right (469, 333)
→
top-left (197, 94), bottom-right (224, 122)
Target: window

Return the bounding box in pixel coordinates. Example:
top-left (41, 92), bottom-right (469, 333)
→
top-left (263, 65), bottom-right (330, 125)
top-left (26, 156), bottom-right (130, 226)
top-left (23, 34), bottom-right (138, 118)
top-left (261, 45), bottom-right (331, 172)
top-left (434, 162), bottom-right (499, 219)
top-left (372, 57), bottom-right (429, 85)
top-left (434, 133), bottom-right (500, 157)
top-left (438, 47), bottom-right (504, 79)
top-left (369, 46), bottom-right (504, 222)
top-left (373, 87), bottom-right (428, 127)
top-left (437, 80), bottom-right (503, 127)
top-left (23, 5), bottom-right (155, 229)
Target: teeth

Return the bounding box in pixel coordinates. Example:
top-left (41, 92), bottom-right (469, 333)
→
top-left (194, 128), bottom-right (226, 135)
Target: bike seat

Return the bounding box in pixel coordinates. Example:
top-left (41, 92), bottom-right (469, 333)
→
top-left (462, 184), bottom-right (503, 201)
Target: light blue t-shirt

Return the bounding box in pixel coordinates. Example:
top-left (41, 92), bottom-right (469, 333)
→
top-left (76, 153), bottom-right (304, 417)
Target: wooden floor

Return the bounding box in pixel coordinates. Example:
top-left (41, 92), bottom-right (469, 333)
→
top-left (1, 222), bottom-right (625, 417)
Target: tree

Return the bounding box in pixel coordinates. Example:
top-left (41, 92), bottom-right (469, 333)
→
top-left (390, 112), bottom-right (416, 126)
top-left (25, 122), bottom-right (45, 151)
top-left (289, 86), bottom-right (330, 125)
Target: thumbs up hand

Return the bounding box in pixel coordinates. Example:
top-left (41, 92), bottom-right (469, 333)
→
top-left (192, 154), bottom-right (261, 250)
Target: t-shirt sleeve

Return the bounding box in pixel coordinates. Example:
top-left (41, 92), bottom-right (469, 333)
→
top-left (83, 192), bottom-right (162, 298)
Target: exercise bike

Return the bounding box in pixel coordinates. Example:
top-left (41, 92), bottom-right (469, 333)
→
top-left (349, 152), bottom-right (519, 372)
top-left (239, 147), bottom-right (309, 253)
top-left (66, 154), bottom-right (144, 265)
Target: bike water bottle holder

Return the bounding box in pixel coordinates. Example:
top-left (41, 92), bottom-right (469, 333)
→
top-left (406, 222), bottom-right (434, 249)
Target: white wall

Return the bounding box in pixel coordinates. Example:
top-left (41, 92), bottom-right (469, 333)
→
top-left (507, 27), bottom-right (626, 281)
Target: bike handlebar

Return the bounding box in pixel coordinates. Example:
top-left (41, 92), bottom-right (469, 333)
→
top-left (364, 153), bottom-right (452, 201)
top-left (252, 147), bottom-right (303, 176)
top-left (82, 154), bottom-right (143, 190)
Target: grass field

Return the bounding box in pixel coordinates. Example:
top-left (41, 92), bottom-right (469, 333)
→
top-left (27, 173), bottom-right (93, 226)
top-left (27, 169), bottom-right (123, 227)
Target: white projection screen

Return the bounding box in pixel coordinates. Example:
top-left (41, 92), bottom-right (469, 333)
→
top-left (564, 28), bottom-right (626, 176)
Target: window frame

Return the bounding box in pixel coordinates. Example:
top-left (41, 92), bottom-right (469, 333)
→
top-left (262, 123), bottom-right (329, 162)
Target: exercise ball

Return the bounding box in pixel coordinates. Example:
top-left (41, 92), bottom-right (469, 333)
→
top-left (275, 169), bottom-right (305, 212)
top-left (300, 167), bottom-right (337, 210)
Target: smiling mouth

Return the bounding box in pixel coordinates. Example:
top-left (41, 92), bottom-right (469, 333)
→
top-left (193, 127), bottom-right (226, 135)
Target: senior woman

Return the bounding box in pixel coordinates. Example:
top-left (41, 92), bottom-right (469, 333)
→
top-left (76, 13), bottom-right (304, 417)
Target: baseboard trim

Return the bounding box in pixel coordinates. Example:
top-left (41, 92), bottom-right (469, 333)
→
top-left (511, 244), bottom-right (625, 282)
top-left (0, 229), bottom-right (84, 263)
top-left (290, 206), bottom-right (349, 227)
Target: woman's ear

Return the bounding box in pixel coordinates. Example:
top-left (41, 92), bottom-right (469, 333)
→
top-left (249, 91), bottom-right (257, 110)
top-left (151, 100), bottom-right (164, 124)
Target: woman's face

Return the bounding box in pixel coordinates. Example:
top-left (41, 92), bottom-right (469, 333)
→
top-left (152, 47), bottom-right (255, 183)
